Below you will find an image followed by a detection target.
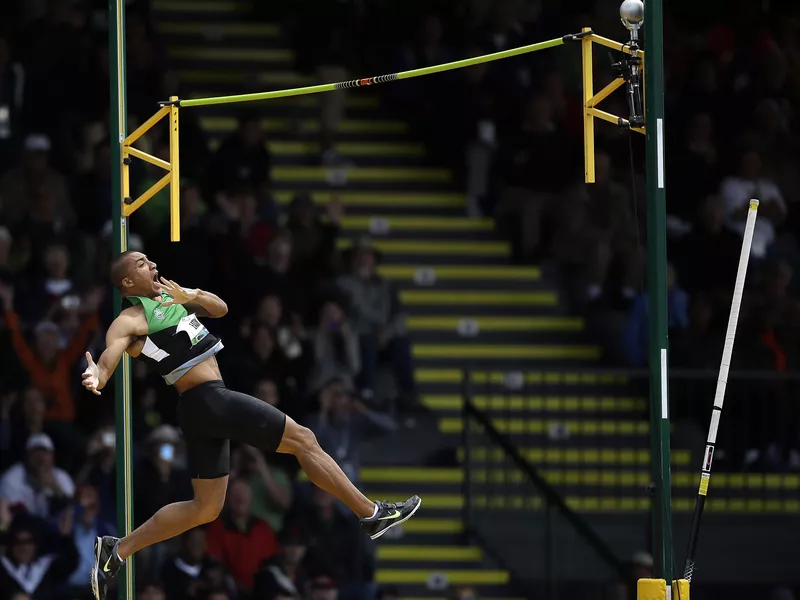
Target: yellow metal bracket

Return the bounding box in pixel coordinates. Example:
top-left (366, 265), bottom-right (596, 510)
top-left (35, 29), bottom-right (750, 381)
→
top-left (121, 95), bottom-right (181, 241)
top-left (581, 28), bottom-right (645, 183)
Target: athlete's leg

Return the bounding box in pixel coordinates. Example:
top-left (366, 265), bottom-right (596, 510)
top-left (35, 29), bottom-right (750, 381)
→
top-left (186, 381), bottom-right (420, 534)
top-left (91, 476), bottom-right (227, 600)
top-left (117, 476), bottom-right (227, 559)
top-left (277, 416), bottom-right (374, 518)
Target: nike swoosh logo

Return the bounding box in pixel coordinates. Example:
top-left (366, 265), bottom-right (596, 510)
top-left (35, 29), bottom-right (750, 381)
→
top-left (103, 557), bottom-right (113, 573)
top-left (378, 510), bottom-right (402, 520)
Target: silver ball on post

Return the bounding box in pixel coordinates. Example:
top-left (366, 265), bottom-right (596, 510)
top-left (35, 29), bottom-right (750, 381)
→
top-left (620, 0), bottom-right (645, 40)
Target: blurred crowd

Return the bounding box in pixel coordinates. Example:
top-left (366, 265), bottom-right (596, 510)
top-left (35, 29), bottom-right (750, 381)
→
top-left (290, 0), bottom-right (800, 470)
top-left (1, 0), bottom-right (800, 599)
top-left (0, 1), bottom-right (424, 599)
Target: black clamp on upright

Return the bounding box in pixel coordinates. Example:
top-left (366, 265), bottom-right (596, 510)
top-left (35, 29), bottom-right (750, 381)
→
top-left (563, 29), bottom-right (593, 42)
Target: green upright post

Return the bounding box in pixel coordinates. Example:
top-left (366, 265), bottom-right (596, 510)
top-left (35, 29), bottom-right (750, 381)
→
top-left (109, 1), bottom-right (135, 598)
top-left (644, 0), bottom-right (673, 588)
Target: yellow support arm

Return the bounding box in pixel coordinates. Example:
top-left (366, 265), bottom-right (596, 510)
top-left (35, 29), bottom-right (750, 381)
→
top-left (581, 29), bottom-right (645, 183)
top-left (121, 96), bottom-right (181, 241)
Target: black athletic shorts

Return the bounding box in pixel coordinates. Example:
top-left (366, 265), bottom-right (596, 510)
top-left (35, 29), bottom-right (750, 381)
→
top-left (177, 380), bottom-right (287, 479)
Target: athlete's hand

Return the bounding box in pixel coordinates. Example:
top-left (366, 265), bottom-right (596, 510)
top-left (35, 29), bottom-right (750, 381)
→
top-left (158, 277), bottom-right (198, 306)
top-left (82, 352), bottom-right (101, 395)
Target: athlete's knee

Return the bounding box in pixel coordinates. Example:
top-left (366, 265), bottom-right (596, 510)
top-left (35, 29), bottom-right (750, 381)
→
top-left (278, 418), bottom-right (319, 456)
top-left (191, 487), bottom-right (226, 525)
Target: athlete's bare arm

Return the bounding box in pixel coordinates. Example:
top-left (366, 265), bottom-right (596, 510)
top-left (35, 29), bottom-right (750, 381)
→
top-left (158, 277), bottom-right (228, 318)
top-left (82, 307), bottom-right (147, 395)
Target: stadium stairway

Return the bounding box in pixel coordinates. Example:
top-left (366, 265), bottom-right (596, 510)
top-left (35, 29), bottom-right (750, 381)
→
top-left (153, 0), bottom-right (800, 594)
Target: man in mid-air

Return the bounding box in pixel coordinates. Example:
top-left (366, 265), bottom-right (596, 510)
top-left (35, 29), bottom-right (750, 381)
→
top-left (82, 251), bottom-right (421, 600)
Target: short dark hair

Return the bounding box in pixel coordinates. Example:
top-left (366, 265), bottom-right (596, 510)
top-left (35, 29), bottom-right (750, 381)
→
top-left (109, 250), bottom-right (137, 291)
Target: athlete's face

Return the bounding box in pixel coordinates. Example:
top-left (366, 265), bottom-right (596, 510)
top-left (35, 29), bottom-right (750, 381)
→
top-left (123, 252), bottom-right (160, 297)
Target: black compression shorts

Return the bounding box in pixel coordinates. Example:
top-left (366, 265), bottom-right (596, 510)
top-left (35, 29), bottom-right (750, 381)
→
top-left (177, 380), bottom-right (287, 479)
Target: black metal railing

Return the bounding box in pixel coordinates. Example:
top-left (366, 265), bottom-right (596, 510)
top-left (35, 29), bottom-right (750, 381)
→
top-left (461, 370), bottom-right (628, 600)
top-left (459, 366), bottom-right (800, 599)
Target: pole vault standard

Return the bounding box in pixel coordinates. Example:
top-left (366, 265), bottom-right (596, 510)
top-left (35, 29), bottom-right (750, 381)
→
top-left (110, 9), bottom-right (681, 599)
top-left (120, 29), bottom-right (646, 242)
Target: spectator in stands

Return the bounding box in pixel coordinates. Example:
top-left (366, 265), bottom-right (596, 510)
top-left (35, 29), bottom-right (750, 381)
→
top-left (390, 14), bottom-right (457, 164)
top-left (0, 133), bottom-right (72, 230)
top-left (201, 562), bottom-right (238, 600)
top-left (232, 444), bottom-right (293, 533)
top-left (161, 528), bottom-right (237, 600)
top-left (285, 193), bottom-right (343, 284)
top-left (161, 529), bottom-right (208, 600)
top-left (309, 576), bottom-right (340, 600)
top-left (0, 388), bottom-right (49, 470)
top-left (133, 425), bottom-right (192, 577)
top-left (622, 264), bottom-right (689, 367)
top-left (240, 186), bottom-right (278, 264)
top-left (0, 433), bottom-right (74, 519)
top-left (0, 31), bottom-right (24, 172)
top-left (137, 582), bottom-right (167, 600)
top-left (455, 46), bottom-right (499, 217)
top-left (449, 586), bottom-right (479, 600)
top-left (125, 13), bottom-right (166, 121)
top-left (0, 283), bottom-right (99, 424)
top-left (67, 484), bottom-right (115, 596)
top-left (206, 478), bottom-right (279, 593)
top-left (251, 294), bottom-right (308, 368)
top-left (294, 0), bottom-right (359, 164)
top-left (720, 148), bottom-right (786, 258)
top-left (671, 195), bottom-right (742, 301)
top-left (494, 94), bottom-right (575, 263)
top-left (247, 230), bottom-right (307, 318)
top-left (309, 300), bottom-right (361, 394)
top-left (472, 0), bottom-right (530, 118)
top-left (211, 185), bottom-right (276, 275)
top-left (204, 588), bottom-right (233, 600)
top-left (667, 114), bottom-right (720, 233)
top-left (671, 293), bottom-right (722, 370)
top-left (303, 488), bottom-right (374, 600)
top-left (747, 99), bottom-right (800, 198)
top-left (233, 325), bottom-right (310, 399)
top-left (307, 376), bottom-right (396, 485)
top-left (73, 427), bottom-right (117, 525)
top-left (336, 238), bottom-right (416, 409)
top-left (253, 523), bottom-right (310, 600)
top-left (27, 242), bottom-right (76, 317)
top-left (72, 137), bottom-right (111, 237)
top-left (253, 377), bottom-right (283, 411)
top-left (208, 111), bottom-right (271, 198)
top-left (0, 516), bottom-right (78, 599)
top-left (553, 151), bottom-right (641, 305)
top-left (0, 226), bottom-right (14, 285)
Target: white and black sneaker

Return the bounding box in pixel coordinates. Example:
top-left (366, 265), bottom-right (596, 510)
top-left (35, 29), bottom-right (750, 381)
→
top-left (91, 536), bottom-right (124, 600)
top-left (360, 496), bottom-right (422, 540)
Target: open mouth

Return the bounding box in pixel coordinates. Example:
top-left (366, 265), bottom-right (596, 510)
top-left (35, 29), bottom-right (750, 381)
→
top-left (152, 270), bottom-right (159, 283)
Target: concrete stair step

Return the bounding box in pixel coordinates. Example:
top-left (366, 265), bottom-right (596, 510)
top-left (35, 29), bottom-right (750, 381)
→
top-left (155, 21), bottom-right (281, 40)
top-left (154, 0), bottom-right (252, 19)
top-left (421, 393), bottom-right (644, 414)
top-left (275, 191), bottom-right (464, 216)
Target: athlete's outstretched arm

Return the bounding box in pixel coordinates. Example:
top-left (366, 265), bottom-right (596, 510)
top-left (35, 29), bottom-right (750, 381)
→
top-left (158, 277), bottom-right (227, 318)
top-left (82, 314), bottom-right (139, 395)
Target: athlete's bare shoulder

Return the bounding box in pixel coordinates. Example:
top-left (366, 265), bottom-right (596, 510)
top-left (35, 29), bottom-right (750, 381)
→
top-left (111, 304), bottom-right (149, 338)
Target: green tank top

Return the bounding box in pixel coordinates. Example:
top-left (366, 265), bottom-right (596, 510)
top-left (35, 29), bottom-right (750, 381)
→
top-left (126, 292), bottom-right (223, 384)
